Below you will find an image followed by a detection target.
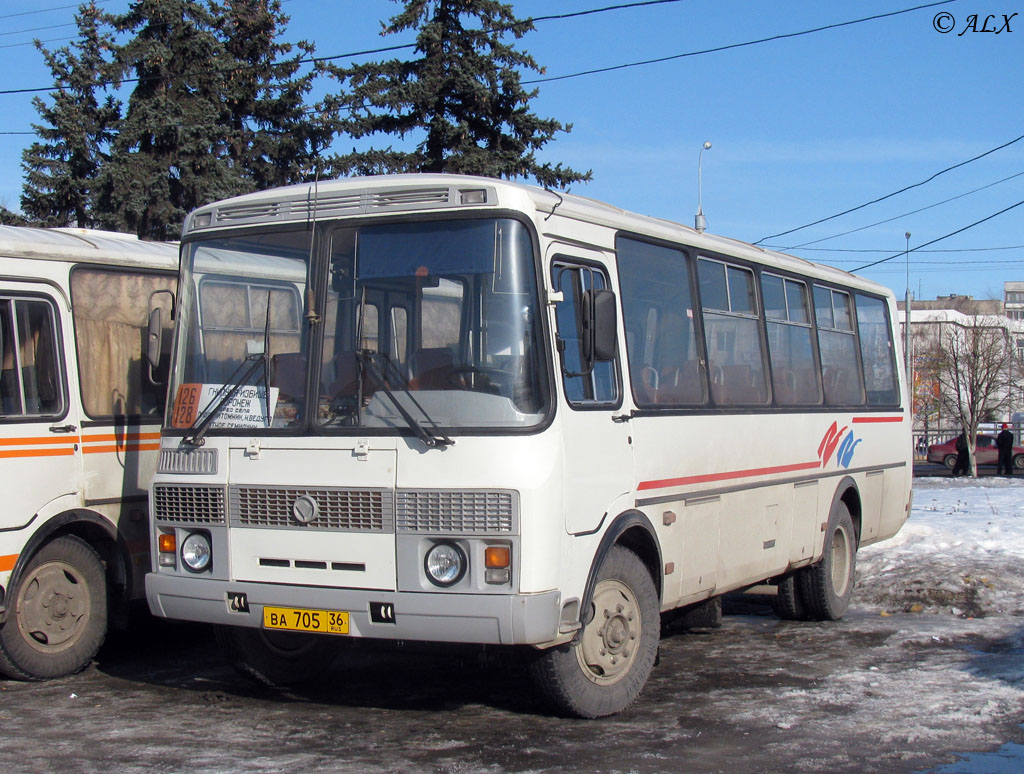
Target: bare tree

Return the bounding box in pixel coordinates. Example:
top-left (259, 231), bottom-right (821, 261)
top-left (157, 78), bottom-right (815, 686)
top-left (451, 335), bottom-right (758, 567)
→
top-left (923, 315), bottom-right (1017, 476)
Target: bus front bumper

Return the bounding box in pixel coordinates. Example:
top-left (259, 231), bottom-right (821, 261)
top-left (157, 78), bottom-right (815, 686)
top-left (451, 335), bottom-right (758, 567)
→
top-left (146, 573), bottom-right (563, 646)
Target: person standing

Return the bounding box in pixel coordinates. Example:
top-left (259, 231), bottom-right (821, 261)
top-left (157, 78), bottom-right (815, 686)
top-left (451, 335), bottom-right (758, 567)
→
top-left (952, 431), bottom-right (970, 477)
top-left (996, 424), bottom-right (1014, 477)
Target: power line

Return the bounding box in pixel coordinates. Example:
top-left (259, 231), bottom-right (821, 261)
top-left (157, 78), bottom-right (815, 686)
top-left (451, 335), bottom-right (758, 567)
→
top-left (755, 132), bottom-right (1024, 245)
top-left (852, 198), bottom-right (1024, 272)
top-left (0, 2), bottom-right (112, 21)
top-left (523, 0), bottom-right (954, 85)
top-left (769, 170), bottom-right (1024, 250)
top-left (792, 245), bottom-right (1024, 255)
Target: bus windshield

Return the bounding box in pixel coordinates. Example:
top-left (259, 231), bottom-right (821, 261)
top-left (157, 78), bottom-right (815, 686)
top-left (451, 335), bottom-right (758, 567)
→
top-left (167, 217), bottom-right (548, 434)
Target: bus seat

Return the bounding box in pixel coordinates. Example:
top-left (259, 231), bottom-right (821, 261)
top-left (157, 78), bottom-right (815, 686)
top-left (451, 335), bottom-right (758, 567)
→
top-left (271, 352), bottom-right (306, 400)
top-left (656, 360), bottom-right (702, 404)
top-left (409, 348), bottom-right (456, 390)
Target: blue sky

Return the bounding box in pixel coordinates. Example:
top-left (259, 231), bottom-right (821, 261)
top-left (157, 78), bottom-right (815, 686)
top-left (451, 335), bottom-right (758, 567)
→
top-left (1, 0), bottom-right (1021, 302)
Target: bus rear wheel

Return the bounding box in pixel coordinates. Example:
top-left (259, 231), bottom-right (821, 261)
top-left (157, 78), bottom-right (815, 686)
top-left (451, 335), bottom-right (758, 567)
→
top-left (214, 624), bottom-right (337, 687)
top-left (773, 573), bottom-right (808, 620)
top-left (0, 535), bottom-right (107, 681)
top-left (800, 502), bottom-right (857, 620)
top-left (528, 545), bottom-right (659, 718)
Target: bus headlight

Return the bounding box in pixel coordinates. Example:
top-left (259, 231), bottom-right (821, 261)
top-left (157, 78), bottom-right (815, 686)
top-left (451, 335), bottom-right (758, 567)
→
top-left (181, 532), bottom-right (212, 573)
top-left (424, 542), bottom-right (466, 587)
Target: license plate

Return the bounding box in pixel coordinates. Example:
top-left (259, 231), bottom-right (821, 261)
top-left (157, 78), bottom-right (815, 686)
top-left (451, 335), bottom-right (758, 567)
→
top-left (262, 606), bottom-right (350, 635)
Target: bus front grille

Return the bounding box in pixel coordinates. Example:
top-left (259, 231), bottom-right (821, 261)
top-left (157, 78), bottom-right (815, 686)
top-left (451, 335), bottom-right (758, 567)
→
top-left (153, 484), bottom-right (227, 524)
top-left (396, 490), bottom-right (517, 533)
top-left (230, 486), bottom-right (394, 532)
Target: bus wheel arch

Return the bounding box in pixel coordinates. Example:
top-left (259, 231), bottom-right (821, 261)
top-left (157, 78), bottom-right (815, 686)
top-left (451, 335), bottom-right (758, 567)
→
top-left (799, 480), bottom-right (861, 621)
top-left (0, 510), bottom-right (123, 681)
top-left (0, 533), bottom-right (108, 680)
top-left (528, 512), bottom-right (662, 718)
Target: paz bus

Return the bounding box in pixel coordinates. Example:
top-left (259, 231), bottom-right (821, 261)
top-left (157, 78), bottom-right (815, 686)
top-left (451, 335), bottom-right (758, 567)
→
top-left (145, 174), bottom-right (910, 717)
top-left (0, 226), bottom-right (177, 680)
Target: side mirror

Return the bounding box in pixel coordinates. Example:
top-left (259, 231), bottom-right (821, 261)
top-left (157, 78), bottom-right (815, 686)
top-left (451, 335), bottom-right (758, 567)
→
top-left (582, 289), bottom-right (617, 364)
top-left (146, 307), bottom-right (163, 371)
top-left (146, 289), bottom-right (175, 385)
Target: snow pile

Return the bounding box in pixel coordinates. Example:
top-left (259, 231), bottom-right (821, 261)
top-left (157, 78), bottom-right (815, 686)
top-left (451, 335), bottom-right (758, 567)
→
top-left (857, 477), bottom-right (1024, 617)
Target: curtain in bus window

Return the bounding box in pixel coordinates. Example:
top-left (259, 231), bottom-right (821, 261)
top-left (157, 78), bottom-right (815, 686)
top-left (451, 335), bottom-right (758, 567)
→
top-left (762, 274), bottom-right (821, 406)
top-left (699, 259), bottom-right (768, 406)
top-left (855, 293), bottom-right (899, 405)
top-left (71, 269), bottom-right (176, 418)
top-left (815, 286), bottom-right (865, 406)
top-left (616, 237), bottom-right (705, 407)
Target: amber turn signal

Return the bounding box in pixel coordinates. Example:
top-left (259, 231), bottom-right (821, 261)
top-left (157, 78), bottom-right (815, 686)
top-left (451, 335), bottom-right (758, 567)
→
top-left (158, 532), bottom-right (176, 553)
top-left (484, 545), bottom-right (510, 569)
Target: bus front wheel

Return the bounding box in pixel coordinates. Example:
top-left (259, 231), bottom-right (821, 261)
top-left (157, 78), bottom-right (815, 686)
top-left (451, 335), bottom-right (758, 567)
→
top-left (214, 624), bottom-right (337, 687)
top-left (528, 545), bottom-right (659, 718)
top-left (800, 502), bottom-right (857, 620)
top-left (0, 535), bottom-right (107, 680)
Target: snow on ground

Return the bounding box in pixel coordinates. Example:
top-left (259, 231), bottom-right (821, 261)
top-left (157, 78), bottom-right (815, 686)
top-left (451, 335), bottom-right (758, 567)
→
top-left (857, 476), bottom-right (1024, 618)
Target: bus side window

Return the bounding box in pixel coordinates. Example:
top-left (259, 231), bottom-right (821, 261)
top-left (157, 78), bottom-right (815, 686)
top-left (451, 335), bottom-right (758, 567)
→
top-left (0, 297), bottom-right (64, 418)
top-left (855, 293), bottom-right (899, 406)
top-left (616, 236), bottom-right (705, 408)
top-left (698, 258), bottom-right (769, 406)
top-left (814, 285), bottom-right (865, 406)
top-left (71, 268), bottom-right (178, 418)
top-left (552, 262), bottom-right (618, 405)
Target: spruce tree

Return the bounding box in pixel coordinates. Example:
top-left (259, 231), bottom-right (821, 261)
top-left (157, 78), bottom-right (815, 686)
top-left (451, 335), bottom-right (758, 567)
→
top-left (213, 0), bottom-right (333, 189)
top-left (21, 2), bottom-right (120, 228)
top-left (323, 0), bottom-right (590, 189)
top-left (97, 0), bottom-right (240, 239)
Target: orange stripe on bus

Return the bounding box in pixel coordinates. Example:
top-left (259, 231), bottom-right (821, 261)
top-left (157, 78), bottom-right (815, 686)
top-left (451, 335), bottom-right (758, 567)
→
top-left (638, 460), bottom-right (822, 491)
top-left (82, 443), bottom-right (160, 454)
top-left (851, 415), bottom-right (904, 424)
top-left (0, 554), bottom-right (17, 572)
top-left (0, 447), bottom-right (76, 458)
top-left (0, 435), bottom-right (81, 446)
top-left (81, 432), bottom-right (162, 443)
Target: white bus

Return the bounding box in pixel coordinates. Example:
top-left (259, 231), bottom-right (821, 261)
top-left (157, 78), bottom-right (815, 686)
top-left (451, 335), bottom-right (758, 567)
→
top-left (0, 226), bottom-right (178, 680)
top-left (145, 175), bottom-right (910, 717)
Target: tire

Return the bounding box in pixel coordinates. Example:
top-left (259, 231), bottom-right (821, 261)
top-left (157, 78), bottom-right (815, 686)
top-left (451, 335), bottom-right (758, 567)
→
top-left (800, 501), bottom-right (857, 621)
top-left (0, 535), bottom-right (107, 681)
top-left (528, 545), bottom-right (659, 718)
top-left (773, 572), bottom-right (807, 620)
top-left (943, 454), bottom-right (957, 470)
top-left (214, 624), bottom-right (338, 687)
top-left (1014, 454), bottom-right (1024, 470)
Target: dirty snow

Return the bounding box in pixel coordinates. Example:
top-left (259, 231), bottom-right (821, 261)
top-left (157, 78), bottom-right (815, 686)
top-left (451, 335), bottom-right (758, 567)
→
top-left (858, 476), bottom-right (1024, 618)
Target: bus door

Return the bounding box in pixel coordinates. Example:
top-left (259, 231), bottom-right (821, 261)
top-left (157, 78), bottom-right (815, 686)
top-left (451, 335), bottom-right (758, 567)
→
top-left (0, 287), bottom-right (81, 541)
top-left (549, 249), bottom-right (633, 535)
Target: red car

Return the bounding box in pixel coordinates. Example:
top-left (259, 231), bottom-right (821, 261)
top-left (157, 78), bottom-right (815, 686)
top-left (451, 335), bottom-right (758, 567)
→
top-left (927, 434), bottom-right (1024, 470)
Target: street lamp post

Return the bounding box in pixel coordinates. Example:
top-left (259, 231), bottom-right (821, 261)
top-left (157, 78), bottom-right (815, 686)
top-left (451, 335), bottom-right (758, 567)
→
top-left (904, 231), bottom-right (913, 412)
top-left (695, 141), bottom-right (711, 232)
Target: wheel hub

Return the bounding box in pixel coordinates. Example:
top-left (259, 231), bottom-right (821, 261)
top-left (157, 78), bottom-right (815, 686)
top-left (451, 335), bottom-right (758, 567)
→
top-left (17, 562), bottom-right (89, 651)
top-left (577, 580), bottom-right (640, 685)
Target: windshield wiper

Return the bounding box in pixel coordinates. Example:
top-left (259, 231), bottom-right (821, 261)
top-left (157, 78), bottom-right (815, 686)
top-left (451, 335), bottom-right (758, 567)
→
top-left (360, 350), bottom-right (453, 449)
top-left (183, 296), bottom-right (273, 447)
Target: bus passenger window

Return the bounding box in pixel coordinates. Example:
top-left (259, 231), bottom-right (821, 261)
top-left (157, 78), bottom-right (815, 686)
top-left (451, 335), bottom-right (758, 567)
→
top-left (616, 237), bottom-right (705, 407)
top-left (762, 274), bottom-right (821, 406)
top-left (855, 293), bottom-right (899, 406)
top-left (814, 286), bottom-right (865, 406)
top-left (698, 258), bottom-right (769, 406)
top-left (1, 298), bottom-right (63, 418)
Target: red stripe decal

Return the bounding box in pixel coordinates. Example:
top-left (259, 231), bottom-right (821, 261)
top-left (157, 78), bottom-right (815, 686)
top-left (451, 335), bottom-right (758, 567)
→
top-left (638, 460), bottom-right (821, 491)
top-left (851, 416), bottom-right (904, 424)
